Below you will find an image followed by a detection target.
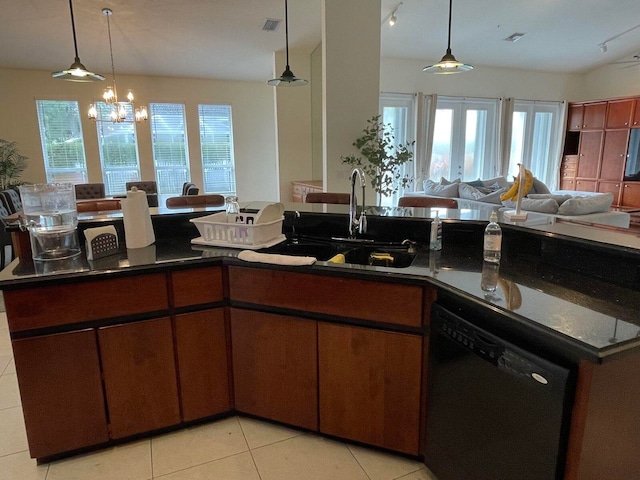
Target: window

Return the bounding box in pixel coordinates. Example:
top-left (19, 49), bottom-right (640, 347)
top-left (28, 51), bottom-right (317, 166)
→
top-left (508, 101), bottom-right (563, 188)
top-left (198, 105), bottom-right (236, 195)
top-left (35, 100), bottom-right (88, 184)
top-left (379, 93), bottom-right (416, 206)
top-left (94, 102), bottom-right (141, 196)
top-left (149, 103), bottom-right (190, 195)
top-left (429, 97), bottom-right (498, 182)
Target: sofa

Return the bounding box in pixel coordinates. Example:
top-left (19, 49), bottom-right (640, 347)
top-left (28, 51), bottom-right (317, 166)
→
top-left (407, 177), bottom-right (630, 228)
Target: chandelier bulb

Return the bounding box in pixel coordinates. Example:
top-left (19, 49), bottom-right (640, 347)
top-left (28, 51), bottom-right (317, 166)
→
top-left (88, 104), bottom-right (97, 120)
top-left (127, 90), bottom-right (134, 102)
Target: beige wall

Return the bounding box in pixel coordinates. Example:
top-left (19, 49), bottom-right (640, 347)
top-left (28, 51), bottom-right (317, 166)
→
top-left (0, 67), bottom-right (280, 202)
top-left (579, 63), bottom-right (640, 101)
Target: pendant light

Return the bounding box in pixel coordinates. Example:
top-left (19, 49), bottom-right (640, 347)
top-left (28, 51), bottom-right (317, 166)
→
top-left (87, 8), bottom-right (147, 123)
top-left (423, 0), bottom-right (473, 74)
top-left (52, 0), bottom-right (105, 82)
top-left (268, 0), bottom-right (308, 86)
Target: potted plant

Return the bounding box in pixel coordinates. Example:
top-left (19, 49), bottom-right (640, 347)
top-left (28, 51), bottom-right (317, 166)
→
top-left (0, 138), bottom-right (28, 190)
top-left (341, 115), bottom-right (414, 205)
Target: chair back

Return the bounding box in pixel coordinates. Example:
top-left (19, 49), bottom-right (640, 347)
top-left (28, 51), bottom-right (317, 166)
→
top-left (74, 183), bottom-right (105, 200)
top-left (125, 181), bottom-right (158, 194)
top-left (0, 189), bottom-right (23, 214)
top-left (305, 192), bottom-right (350, 204)
top-left (181, 182), bottom-right (200, 196)
top-left (76, 199), bottom-right (122, 213)
top-left (165, 194), bottom-right (225, 208)
top-left (398, 196), bottom-right (459, 208)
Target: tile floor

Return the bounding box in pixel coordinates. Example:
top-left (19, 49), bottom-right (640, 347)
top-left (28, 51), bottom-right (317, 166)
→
top-left (0, 311), bottom-right (439, 480)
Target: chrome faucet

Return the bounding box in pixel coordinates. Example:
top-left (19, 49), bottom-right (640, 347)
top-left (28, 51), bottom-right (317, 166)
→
top-left (349, 168), bottom-right (367, 238)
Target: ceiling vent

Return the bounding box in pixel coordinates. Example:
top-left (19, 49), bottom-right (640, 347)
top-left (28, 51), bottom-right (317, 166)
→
top-left (263, 18), bottom-right (281, 32)
top-left (504, 32), bottom-right (526, 43)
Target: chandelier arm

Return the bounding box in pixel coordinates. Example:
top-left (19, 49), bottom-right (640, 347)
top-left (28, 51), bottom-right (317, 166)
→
top-left (105, 9), bottom-right (118, 100)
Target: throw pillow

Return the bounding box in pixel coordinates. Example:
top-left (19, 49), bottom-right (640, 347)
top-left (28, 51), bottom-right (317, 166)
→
top-left (502, 198), bottom-right (559, 214)
top-left (481, 176), bottom-right (509, 189)
top-left (458, 183), bottom-right (505, 204)
top-left (424, 179), bottom-right (459, 197)
top-left (557, 193), bottom-right (614, 216)
top-left (530, 177), bottom-right (551, 194)
top-left (440, 177), bottom-right (461, 185)
top-left (464, 179), bottom-right (485, 187)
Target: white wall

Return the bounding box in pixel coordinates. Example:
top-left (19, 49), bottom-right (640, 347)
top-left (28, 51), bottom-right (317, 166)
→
top-left (579, 63), bottom-right (640, 101)
top-left (0, 67), bottom-right (280, 202)
top-left (381, 57), bottom-right (582, 100)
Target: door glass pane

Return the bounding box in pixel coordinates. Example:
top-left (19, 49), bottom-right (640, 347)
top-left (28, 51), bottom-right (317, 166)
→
top-left (509, 112), bottom-right (527, 178)
top-left (464, 110), bottom-right (487, 180)
top-left (430, 109), bottom-right (453, 181)
top-left (381, 105), bottom-right (410, 207)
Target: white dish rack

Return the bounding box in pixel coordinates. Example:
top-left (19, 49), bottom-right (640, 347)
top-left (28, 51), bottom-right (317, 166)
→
top-left (190, 212), bottom-right (285, 249)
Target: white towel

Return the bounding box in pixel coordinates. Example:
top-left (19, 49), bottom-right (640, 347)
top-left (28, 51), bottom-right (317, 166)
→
top-left (237, 250), bottom-right (316, 266)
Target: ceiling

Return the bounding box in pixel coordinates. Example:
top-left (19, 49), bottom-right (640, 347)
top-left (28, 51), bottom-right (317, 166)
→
top-left (1, 0), bottom-right (639, 83)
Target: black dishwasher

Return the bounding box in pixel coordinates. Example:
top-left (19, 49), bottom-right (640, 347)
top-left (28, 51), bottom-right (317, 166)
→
top-left (424, 304), bottom-right (574, 480)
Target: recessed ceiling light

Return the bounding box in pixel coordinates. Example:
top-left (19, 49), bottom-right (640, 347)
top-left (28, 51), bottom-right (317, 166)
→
top-left (504, 32), bottom-right (526, 43)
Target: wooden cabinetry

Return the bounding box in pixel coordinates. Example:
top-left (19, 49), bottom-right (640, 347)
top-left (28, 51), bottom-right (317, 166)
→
top-left (11, 329), bottom-right (109, 459)
top-left (175, 309), bottom-right (230, 421)
top-left (633, 100), bottom-right (640, 127)
top-left (576, 131), bottom-right (603, 180)
top-left (318, 322), bottom-right (422, 455)
top-left (560, 156), bottom-right (578, 190)
top-left (600, 130), bottom-right (629, 181)
top-left (597, 181), bottom-right (622, 205)
top-left (291, 180), bottom-right (323, 202)
top-left (230, 309), bottom-right (318, 430)
top-left (171, 266), bottom-right (224, 308)
top-left (622, 182), bottom-right (640, 207)
top-left (606, 99), bottom-right (634, 129)
top-left (98, 317), bottom-right (181, 439)
top-left (569, 102), bottom-right (606, 131)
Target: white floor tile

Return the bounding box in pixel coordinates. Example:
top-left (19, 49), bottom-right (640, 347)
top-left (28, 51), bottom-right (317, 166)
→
top-left (0, 349), bottom-right (11, 376)
top-left (251, 434), bottom-right (370, 480)
top-left (348, 445), bottom-right (425, 480)
top-left (0, 312), bottom-right (7, 330)
top-left (47, 440), bottom-right (152, 480)
top-left (0, 328), bottom-right (10, 352)
top-left (2, 358), bottom-right (14, 375)
top-left (0, 406), bottom-right (28, 457)
top-left (151, 417), bottom-right (248, 478)
top-left (153, 451), bottom-right (260, 480)
top-left (394, 467), bottom-right (439, 480)
top-left (0, 450), bottom-right (48, 480)
top-left (0, 373), bottom-right (20, 410)
top-left (238, 416), bottom-right (303, 449)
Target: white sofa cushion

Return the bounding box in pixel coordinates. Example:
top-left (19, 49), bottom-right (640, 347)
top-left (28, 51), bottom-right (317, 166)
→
top-left (458, 183), bottom-right (505, 204)
top-left (528, 193), bottom-right (573, 205)
top-left (557, 193), bottom-right (614, 215)
top-left (503, 198), bottom-right (560, 213)
top-left (424, 179), bottom-right (459, 197)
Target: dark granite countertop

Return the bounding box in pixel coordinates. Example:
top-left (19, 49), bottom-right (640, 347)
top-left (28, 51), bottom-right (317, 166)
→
top-left (2, 207), bottom-right (640, 363)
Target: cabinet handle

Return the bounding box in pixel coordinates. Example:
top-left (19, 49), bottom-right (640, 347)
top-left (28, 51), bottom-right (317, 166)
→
top-left (616, 184), bottom-right (620, 187)
top-left (625, 184), bottom-right (629, 188)
top-left (625, 122), bottom-right (629, 126)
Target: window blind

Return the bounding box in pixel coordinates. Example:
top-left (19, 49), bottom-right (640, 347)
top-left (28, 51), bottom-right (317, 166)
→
top-left (150, 103), bottom-right (190, 195)
top-left (198, 105), bottom-right (236, 195)
top-left (94, 102), bottom-right (141, 195)
top-left (35, 100), bottom-right (88, 184)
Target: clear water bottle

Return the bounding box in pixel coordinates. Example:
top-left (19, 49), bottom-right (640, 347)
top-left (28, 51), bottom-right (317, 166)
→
top-left (483, 211), bottom-right (502, 262)
top-left (430, 212), bottom-right (442, 251)
top-left (225, 195), bottom-right (240, 223)
top-left (481, 260), bottom-right (500, 292)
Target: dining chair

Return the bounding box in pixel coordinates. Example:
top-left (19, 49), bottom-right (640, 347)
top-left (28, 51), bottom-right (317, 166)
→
top-left (398, 196), bottom-right (459, 208)
top-left (305, 192), bottom-right (350, 204)
top-left (74, 183), bottom-right (106, 200)
top-left (181, 182), bottom-right (200, 196)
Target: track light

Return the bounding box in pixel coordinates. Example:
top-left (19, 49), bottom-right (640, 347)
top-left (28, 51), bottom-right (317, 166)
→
top-left (389, 12), bottom-right (397, 26)
top-left (382, 2), bottom-right (402, 27)
top-left (600, 43), bottom-right (608, 53)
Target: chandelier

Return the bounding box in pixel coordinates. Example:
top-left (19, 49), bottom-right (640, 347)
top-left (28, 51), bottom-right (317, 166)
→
top-left (88, 8), bottom-right (147, 123)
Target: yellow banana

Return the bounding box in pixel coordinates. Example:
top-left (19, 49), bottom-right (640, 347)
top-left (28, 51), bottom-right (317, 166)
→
top-left (500, 167), bottom-right (534, 202)
top-left (498, 278), bottom-right (522, 310)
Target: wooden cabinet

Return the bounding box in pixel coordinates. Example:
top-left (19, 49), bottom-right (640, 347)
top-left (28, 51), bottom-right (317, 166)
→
top-left (622, 182), bottom-right (640, 207)
top-left (560, 178), bottom-right (576, 190)
top-left (560, 156), bottom-right (577, 189)
top-left (576, 131), bottom-right (603, 180)
top-left (230, 309), bottom-right (318, 430)
top-left (597, 181), bottom-right (622, 205)
top-left (171, 266), bottom-right (224, 308)
top-left (11, 329), bottom-right (109, 459)
top-left (600, 130), bottom-right (629, 181)
top-left (575, 180), bottom-right (597, 192)
top-left (568, 104), bottom-right (584, 131)
top-left (582, 102), bottom-right (607, 130)
top-left (98, 317), bottom-right (180, 439)
top-left (291, 180), bottom-right (323, 202)
top-left (606, 99), bottom-right (634, 129)
top-left (318, 322), bottom-right (422, 455)
top-left (175, 309), bottom-right (230, 421)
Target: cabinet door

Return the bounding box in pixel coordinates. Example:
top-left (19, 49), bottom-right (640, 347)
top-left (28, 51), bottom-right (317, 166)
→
top-left (606, 99), bottom-right (634, 129)
top-left (230, 309), bottom-right (318, 430)
top-left (12, 329), bottom-right (109, 459)
top-left (567, 104), bottom-right (583, 131)
top-left (560, 179), bottom-right (576, 190)
top-left (577, 131), bottom-right (603, 179)
top-left (600, 130), bottom-right (629, 181)
top-left (175, 309), bottom-right (230, 422)
top-left (98, 318), bottom-right (180, 439)
top-left (575, 180), bottom-right (597, 192)
top-left (318, 322), bottom-right (422, 455)
top-left (622, 183), bottom-right (640, 207)
top-left (597, 181), bottom-right (622, 205)
top-left (633, 100), bottom-right (640, 127)
top-left (582, 102), bottom-right (606, 130)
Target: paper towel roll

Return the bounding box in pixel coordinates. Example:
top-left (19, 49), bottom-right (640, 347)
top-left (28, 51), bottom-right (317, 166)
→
top-left (121, 187), bottom-right (155, 248)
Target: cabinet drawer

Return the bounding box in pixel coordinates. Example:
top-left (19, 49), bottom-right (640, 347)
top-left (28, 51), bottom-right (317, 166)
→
top-left (171, 266), bottom-right (224, 308)
top-left (5, 273), bottom-right (169, 332)
top-left (229, 266), bottom-right (424, 327)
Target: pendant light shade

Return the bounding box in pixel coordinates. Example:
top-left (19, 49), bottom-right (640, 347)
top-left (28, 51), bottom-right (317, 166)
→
top-left (423, 0), bottom-right (473, 74)
top-left (52, 0), bottom-right (105, 82)
top-left (268, 0), bottom-right (308, 87)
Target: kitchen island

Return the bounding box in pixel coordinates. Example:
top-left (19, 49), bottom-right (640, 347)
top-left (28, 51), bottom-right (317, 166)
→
top-left (1, 206), bottom-right (639, 480)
